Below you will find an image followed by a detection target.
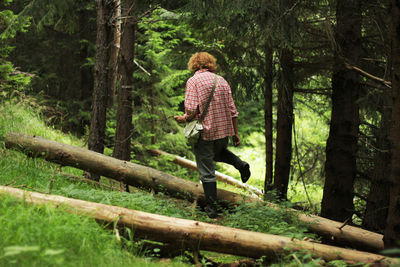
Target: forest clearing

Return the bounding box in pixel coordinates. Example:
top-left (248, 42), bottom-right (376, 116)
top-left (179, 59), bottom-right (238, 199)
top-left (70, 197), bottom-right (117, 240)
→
top-left (1, 0), bottom-right (400, 266)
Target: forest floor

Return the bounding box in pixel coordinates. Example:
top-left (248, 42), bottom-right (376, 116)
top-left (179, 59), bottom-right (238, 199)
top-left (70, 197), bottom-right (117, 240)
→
top-left (0, 101), bottom-right (364, 266)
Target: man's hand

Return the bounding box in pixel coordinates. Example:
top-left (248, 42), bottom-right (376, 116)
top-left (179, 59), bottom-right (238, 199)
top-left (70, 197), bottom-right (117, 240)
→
top-left (232, 134), bottom-right (241, 147)
top-left (174, 115), bottom-right (186, 123)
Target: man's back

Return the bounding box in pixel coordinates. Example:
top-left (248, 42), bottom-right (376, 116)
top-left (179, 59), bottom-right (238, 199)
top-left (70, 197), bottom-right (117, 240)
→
top-left (185, 70), bottom-right (238, 140)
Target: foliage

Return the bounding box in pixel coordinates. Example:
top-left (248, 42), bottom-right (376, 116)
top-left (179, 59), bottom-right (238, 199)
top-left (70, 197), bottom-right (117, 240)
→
top-left (0, 0), bottom-right (32, 99)
top-left (0, 0), bottom-right (397, 260)
top-left (5, 0), bottom-right (96, 135)
top-left (127, 7), bottom-right (197, 159)
top-left (0, 101), bottom-right (328, 266)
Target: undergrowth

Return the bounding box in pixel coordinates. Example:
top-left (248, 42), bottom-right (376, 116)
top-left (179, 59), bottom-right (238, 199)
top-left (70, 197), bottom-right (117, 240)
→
top-left (0, 101), bottom-right (346, 266)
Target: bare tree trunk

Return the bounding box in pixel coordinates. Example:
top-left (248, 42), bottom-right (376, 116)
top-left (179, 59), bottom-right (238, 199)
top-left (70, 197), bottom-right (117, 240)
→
top-left (0, 186), bottom-right (395, 265)
top-left (107, 0), bottom-right (121, 108)
top-left (151, 86), bottom-right (156, 145)
top-left (363, 122), bottom-right (391, 232)
top-left (6, 132), bottom-right (248, 206)
top-left (78, 9), bottom-right (94, 103)
top-left (384, 0), bottom-right (400, 249)
top-left (113, 0), bottom-right (135, 162)
top-left (363, 50), bottom-right (392, 233)
top-left (321, 0), bottom-right (361, 222)
top-left (273, 46), bottom-right (294, 200)
top-left (272, 0), bottom-right (295, 200)
top-left (264, 41), bottom-right (274, 195)
top-left (88, 0), bottom-right (113, 181)
top-left (5, 132), bottom-right (385, 252)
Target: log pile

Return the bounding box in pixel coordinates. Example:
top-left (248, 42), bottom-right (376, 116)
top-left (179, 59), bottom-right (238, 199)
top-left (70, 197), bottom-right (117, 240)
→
top-left (5, 132), bottom-right (384, 253)
top-left (0, 185), bottom-right (395, 265)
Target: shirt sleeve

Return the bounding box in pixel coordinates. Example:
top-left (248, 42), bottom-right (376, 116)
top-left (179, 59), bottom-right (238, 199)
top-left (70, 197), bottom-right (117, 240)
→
top-left (225, 81), bottom-right (239, 118)
top-left (184, 78), bottom-right (198, 113)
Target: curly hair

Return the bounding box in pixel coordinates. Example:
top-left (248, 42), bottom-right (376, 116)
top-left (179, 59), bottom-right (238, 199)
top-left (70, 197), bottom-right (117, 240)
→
top-left (187, 52), bottom-right (216, 72)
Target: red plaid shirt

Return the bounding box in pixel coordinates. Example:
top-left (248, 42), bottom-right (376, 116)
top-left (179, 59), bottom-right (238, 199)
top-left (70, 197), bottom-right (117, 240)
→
top-left (185, 69), bottom-right (239, 141)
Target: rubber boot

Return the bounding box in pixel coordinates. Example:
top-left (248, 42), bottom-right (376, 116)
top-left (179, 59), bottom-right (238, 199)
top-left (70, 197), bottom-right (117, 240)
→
top-left (215, 149), bottom-right (251, 183)
top-left (202, 182), bottom-right (217, 219)
top-left (239, 162), bottom-right (251, 183)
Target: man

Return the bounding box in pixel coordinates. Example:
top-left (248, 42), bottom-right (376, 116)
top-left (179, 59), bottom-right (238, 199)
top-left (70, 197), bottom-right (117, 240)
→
top-left (174, 52), bottom-right (250, 218)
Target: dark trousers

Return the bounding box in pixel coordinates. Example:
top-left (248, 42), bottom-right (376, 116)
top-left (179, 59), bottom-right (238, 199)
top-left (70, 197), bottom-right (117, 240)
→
top-left (193, 137), bottom-right (244, 183)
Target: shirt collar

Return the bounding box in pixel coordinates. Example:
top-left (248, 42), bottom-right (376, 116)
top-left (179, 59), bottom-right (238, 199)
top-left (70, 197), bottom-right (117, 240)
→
top-left (195, 69), bottom-right (209, 75)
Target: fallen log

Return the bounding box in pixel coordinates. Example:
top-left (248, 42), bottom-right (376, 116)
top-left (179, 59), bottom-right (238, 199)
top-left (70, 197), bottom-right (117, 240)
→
top-left (5, 132), bottom-right (384, 253)
top-left (5, 132), bottom-right (250, 206)
top-left (0, 185), bottom-right (395, 265)
top-left (147, 148), bottom-right (385, 253)
top-left (149, 148), bottom-right (263, 197)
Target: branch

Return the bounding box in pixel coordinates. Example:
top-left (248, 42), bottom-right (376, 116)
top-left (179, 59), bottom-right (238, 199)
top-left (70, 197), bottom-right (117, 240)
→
top-left (134, 60), bottom-right (151, 76)
top-left (294, 88), bottom-right (331, 95)
top-left (338, 217), bottom-right (351, 230)
top-left (345, 63), bottom-right (392, 88)
top-left (359, 135), bottom-right (389, 153)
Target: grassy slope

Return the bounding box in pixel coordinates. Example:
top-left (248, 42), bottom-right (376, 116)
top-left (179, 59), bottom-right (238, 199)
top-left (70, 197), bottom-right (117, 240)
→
top-left (0, 101), bottom-right (325, 266)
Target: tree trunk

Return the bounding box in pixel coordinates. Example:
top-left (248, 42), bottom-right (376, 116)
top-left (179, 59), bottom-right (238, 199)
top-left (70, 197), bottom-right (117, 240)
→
top-left (0, 186), bottom-right (395, 265)
top-left (321, 0), bottom-right (361, 222)
top-left (113, 1), bottom-right (135, 162)
top-left (107, 0), bottom-right (121, 108)
top-left (363, 123), bottom-right (391, 232)
top-left (363, 47), bottom-right (392, 233)
top-left (273, 46), bottom-right (294, 200)
top-left (384, 0), bottom-right (400, 249)
top-left (151, 86), bottom-right (156, 145)
top-left (149, 148), bottom-right (263, 197)
top-left (5, 132), bottom-right (385, 252)
top-left (264, 41), bottom-right (274, 195)
top-left (88, 0), bottom-right (113, 181)
top-left (78, 9), bottom-right (94, 103)
top-left (6, 132), bottom-right (248, 206)
top-left (272, 0), bottom-right (295, 200)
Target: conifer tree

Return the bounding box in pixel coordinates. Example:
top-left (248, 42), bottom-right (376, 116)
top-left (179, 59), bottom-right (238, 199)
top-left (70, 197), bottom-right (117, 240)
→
top-left (321, 0), bottom-right (362, 222)
top-left (113, 0), bottom-right (134, 163)
top-left (384, 0), bottom-right (400, 249)
top-left (88, 0), bottom-right (115, 181)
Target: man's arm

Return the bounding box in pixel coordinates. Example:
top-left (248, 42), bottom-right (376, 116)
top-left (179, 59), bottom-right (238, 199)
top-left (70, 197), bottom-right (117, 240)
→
top-left (174, 110), bottom-right (197, 123)
top-left (232, 117), bottom-right (241, 146)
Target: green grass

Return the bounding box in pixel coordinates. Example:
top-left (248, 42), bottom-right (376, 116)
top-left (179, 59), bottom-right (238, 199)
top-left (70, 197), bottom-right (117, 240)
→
top-left (0, 194), bottom-right (133, 267)
top-left (0, 194), bottom-right (192, 267)
top-left (0, 101), bottom-right (81, 146)
top-left (0, 100), bottom-right (338, 266)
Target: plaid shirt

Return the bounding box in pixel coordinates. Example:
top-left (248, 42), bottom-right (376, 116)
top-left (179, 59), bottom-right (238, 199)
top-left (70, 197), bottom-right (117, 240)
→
top-left (185, 69), bottom-right (239, 141)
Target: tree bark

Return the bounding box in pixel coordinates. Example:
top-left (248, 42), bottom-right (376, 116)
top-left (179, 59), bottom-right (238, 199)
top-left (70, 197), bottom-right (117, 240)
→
top-left (272, 0), bottom-right (295, 200)
top-left (151, 86), bottom-right (156, 145)
top-left (384, 0), bottom-right (400, 249)
top-left (107, 0), bottom-right (121, 108)
top-left (273, 46), bottom-right (294, 200)
top-left (363, 125), bottom-right (391, 232)
top-left (88, 0), bottom-right (113, 181)
top-left (113, 0), bottom-right (135, 162)
top-left (321, 0), bottom-right (361, 222)
top-left (264, 41), bottom-right (274, 195)
top-left (149, 148), bottom-right (263, 197)
top-left (78, 8), bottom-right (94, 103)
top-left (363, 40), bottom-right (392, 233)
top-left (6, 132), bottom-right (247, 206)
top-left (5, 132), bottom-right (385, 253)
top-left (0, 186), bottom-right (395, 265)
